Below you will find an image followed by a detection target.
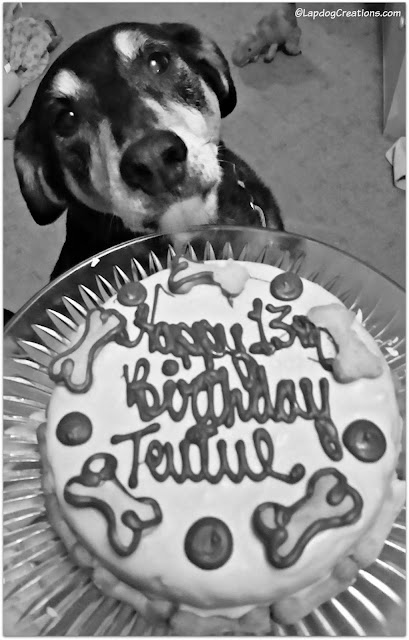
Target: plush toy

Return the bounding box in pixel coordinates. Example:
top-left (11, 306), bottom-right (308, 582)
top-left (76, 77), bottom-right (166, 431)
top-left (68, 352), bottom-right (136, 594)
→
top-left (3, 2), bottom-right (63, 139)
top-left (3, 67), bottom-right (22, 139)
top-left (232, 3), bottom-right (302, 67)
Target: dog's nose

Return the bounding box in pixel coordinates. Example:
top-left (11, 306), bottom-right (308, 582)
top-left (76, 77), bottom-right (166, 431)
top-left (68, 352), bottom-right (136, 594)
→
top-left (120, 131), bottom-right (187, 195)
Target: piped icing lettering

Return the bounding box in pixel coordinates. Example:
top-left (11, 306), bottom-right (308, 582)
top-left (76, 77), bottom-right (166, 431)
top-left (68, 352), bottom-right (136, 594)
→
top-left (252, 468), bottom-right (363, 568)
top-left (64, 453), bottom-right (162, 557)
top-left (247, 299), bottom-right (336, 370)
top-left (123, 358), bottom-right (342, 461)
top-left (185, 517), bottom-right (233, 570)
top-left (111, 424), bottom-right (305, 489)
top-left (120, 291), bottom-right (338, 376)
top-left (342, 420), bottom-right (386, 462)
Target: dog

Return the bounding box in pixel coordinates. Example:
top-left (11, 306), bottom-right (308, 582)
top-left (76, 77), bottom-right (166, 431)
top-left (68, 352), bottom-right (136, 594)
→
top-left (14, 22), bottom-right (283, 280)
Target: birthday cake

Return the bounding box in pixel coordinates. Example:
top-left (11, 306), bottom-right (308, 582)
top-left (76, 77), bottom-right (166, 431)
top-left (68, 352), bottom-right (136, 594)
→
top-left (38, 258), bottom-right (405, 635)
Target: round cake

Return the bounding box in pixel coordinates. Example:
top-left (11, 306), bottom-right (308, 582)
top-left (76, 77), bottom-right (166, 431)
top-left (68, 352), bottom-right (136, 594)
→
top-left (39, 258), bottom-right (405, 635)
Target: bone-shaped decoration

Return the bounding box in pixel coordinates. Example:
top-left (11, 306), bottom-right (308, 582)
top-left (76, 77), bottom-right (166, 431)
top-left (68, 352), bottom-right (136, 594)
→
top-left (168, 257), bottom-right (250, 300)
top-left (307, 304), bottom-right (383, 383)
top-left (64, 453), bottom-right (162, 557)
top-left (49, 308), bottom-right (127, 393)
top-left (253, 468), bottom-right (363, 569)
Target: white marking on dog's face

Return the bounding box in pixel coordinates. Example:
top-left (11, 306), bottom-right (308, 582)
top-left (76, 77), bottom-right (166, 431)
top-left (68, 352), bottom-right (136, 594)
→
top-left (52, 70), bottom-right (82, 98)
top-left (159, 189), bottom-right (219, 237)
top-left (15, 152), bottom-right (38, 191)
top-left (143, 81), bottom-right (222, 190)
top-left (15, 152), bottom-right (65, 205)
top-left (38, 168), bottom-right (67, 205)
top-left (87, 121), bottom-right (167, 229)
top-left (113, 30), bottom-right (148, 61)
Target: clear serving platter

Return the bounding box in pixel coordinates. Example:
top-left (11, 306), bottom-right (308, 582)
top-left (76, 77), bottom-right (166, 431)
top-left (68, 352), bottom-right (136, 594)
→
top-left (3, 226), bottom-right (406, 636)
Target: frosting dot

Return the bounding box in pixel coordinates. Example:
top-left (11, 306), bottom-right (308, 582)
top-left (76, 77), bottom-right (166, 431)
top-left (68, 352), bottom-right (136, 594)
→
top-left (185, 517), bottom-right (233, 570)
top-left (162, 359), bottom-right (179, 376)
top-left (342, 420), bottom-right (386, 462)
top-left (57, 412), bottom-right (92, 446)
top-left (270, 272), bottom-right (303, 301)
top-left (117, 282), bottom-right (147, 306)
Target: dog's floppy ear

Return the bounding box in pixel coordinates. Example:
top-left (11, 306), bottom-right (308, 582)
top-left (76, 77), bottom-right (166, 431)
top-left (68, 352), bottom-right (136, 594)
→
top-left (160, 22), bottom-right (237, 118)
top-left (14, 113), bottom-right (68, 225)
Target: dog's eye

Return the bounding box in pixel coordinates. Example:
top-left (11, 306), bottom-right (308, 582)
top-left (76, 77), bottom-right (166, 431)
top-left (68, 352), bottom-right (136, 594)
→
top-left (147, 51), bottom-right (170, 74)
top-left (54, 107), bottom-right (79, 138)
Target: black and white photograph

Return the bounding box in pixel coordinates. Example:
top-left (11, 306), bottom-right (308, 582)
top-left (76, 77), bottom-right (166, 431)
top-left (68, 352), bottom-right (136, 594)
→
top-left (3, 1), bottom-right (406, 636)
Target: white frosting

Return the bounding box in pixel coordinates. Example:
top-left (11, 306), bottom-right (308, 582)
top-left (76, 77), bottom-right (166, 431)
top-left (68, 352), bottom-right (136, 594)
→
top-left (45, 262), bottom-right (403, 618)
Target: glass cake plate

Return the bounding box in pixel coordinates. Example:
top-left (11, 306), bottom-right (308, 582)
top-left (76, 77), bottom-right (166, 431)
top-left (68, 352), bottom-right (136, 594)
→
top-left (3, 226), bottom-right (406, 637)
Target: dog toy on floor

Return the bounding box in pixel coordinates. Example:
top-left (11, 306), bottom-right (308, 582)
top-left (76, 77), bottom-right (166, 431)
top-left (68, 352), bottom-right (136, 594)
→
top-left (3, 2), bottom-right (63, 138)
top-left (232, 3), bottom-right (302, 67)
top-left (3, 64), bottom-right (22, 138)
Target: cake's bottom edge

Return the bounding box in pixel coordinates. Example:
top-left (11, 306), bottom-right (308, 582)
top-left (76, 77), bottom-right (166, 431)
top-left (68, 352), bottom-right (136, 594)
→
top-left (37, 422), bottom-right (406, 636)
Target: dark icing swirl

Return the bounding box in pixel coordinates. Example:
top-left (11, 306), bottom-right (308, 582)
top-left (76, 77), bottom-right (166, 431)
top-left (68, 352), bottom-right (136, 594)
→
top-left (168, 258), bottom-right (214, 294)
top-left (111, 424), bottom-right (305, 489)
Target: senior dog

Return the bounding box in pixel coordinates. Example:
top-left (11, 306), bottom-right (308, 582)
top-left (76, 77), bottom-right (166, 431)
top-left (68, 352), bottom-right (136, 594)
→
top-left (14, 22), bottom-right (283, 279)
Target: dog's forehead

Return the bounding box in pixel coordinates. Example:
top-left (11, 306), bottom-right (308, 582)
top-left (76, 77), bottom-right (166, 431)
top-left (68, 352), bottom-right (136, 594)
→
top-left (42, 23), bottom-right (215, 145)
top-left (112, 26), bottom-right (166, 61)
top-left (111, 22), bottom-right (183, 52)
top-left (68, 23), bottom-right (179, 67)
top-left (48, 24), bottom-right (184, 94)
top-left (46, 27), bottom-right (155, 112)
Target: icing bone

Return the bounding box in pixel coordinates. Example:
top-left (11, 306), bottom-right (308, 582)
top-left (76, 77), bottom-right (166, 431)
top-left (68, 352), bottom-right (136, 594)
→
top-left (307, 304), bottom-right (383, 383)
top-left (64, 453), bottom-right (162, 557)
top-left (253, 468), bottom-right (363, 568)
top-left (49, 309), bottom-right (126, 392)
top-left (168, 257), bottom-right (250, 299)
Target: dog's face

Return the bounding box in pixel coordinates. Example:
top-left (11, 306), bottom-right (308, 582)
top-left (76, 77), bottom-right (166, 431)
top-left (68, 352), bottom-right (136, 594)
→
top-left (14, 22), bottom-right (237, 235)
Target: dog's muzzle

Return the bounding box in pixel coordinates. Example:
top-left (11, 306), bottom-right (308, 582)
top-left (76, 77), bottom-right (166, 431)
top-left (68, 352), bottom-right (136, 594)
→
top-left (120, 130), bottom-right (187, 196)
